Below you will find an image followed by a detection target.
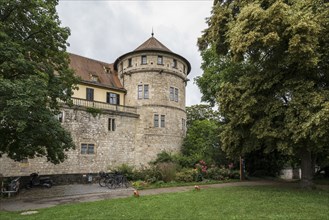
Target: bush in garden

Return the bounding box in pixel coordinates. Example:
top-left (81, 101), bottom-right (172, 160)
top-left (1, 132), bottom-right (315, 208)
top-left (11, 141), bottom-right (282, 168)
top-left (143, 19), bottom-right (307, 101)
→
top-left (174, 154), bottom-right (201, 168)
top-left (112, 164), bottom-right (134, 180)
top-left (175, 168), bottom-right (197, 182)
top-left (132, 165), bottom-right (162, 182)
top-left (132, 180), bottom-right (149, 189)
top-left (151, 151), bottom-right (175, 164)
top-left (194, 160), bottom-right (208, 181)
top-left (206, 166), bottom-right (240, 180)
top-left (157, 162), bottom-right (177, 183)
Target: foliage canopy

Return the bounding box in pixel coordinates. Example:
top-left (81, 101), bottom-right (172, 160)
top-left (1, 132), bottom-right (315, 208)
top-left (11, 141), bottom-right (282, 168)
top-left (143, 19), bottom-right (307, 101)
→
top-left (0, 0), bottom-right (78, 163)
top-left (197, 0), bottom-right (329, 186)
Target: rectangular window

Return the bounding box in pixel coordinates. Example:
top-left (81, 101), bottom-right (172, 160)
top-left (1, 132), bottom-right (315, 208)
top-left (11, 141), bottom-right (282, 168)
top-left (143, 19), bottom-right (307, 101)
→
top-left (81, 144), bottom-right (95, 155)
top-left (86, 88), bottom-right (94, 101)
top-left (154, 114), bottom-right (159, 127)
top-left (169, 87), bottom-right (174, 101)
top-left (141, 55), bottom-right (147, 65)
top-left (172, 59), bottom-right (177, 68)
top-left (107, 92), bottom-right (120, 105)
top-left (157, 56), bottom-right (163, 65)
top-left (108, 118), bottom-right (116, 131)
top-left (138, 84), bottom-right (149, 99)
top-left (161, 115), bottom-right (165, 128)
top-left (128, 58), bottom-right (132, 67)
top-left (138, 85), bottom-right (143, 99)
top-left (174, 88), bottom-right (179, 102)
top-left (144, 85), bottom-right (149, 99)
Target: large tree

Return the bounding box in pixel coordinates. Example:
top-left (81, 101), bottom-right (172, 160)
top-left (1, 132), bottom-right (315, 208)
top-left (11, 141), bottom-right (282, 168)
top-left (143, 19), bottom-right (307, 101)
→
top-left (0, 0), bottom-right (78, 164)
top-left (197, 0), bottom-right (329, 187)
top-left (186, 104), bottom-right (220, 128)
top-left (183, 105), bottom-right (229, 166)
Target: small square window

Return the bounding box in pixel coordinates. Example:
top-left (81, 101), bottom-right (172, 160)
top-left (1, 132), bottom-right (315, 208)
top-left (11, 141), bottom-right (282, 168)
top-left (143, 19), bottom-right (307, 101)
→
top-left (81, 144), bottom-right (95, 155)
top-left (107, 92), bottom-right (120, 105)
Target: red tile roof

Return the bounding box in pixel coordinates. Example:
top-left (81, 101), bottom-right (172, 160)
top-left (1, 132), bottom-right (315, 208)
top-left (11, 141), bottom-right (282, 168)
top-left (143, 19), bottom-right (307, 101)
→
top-left (68, 53), bottom-right (125, 92)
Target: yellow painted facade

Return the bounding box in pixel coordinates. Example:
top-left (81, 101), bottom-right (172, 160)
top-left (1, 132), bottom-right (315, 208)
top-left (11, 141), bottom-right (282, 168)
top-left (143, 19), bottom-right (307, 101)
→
top-left (72, 83), bottom-right (125, 105)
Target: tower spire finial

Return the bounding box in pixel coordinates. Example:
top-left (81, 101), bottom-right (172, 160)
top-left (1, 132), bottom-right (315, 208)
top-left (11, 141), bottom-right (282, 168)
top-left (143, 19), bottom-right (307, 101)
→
top-left (151, 27), bottom-right (154, 37)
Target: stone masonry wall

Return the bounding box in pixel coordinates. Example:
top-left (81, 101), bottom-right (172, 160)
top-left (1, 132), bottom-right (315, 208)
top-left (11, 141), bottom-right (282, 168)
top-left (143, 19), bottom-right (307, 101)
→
top-left (0, 107), bottom-right (138, 177)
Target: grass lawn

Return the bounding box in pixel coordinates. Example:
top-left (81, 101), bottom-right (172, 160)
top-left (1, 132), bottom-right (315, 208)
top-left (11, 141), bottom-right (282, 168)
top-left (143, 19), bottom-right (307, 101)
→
top-left (1, 185), bottom-right (328, 219)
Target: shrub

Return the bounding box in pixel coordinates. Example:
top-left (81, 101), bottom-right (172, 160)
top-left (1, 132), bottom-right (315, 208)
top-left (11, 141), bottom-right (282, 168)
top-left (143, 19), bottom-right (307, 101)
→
top-left (112, 164), bottom-right (134, 180)
top-left (173, 154), bottom-right (200, 168)
top-left (152, 151), bottom-right (174, 164)
top-left (132, 180), bottom-right (149, 189)
top-left (157, 162), bottom-right (177, 182)
top-left (175, 168), bottom-right (197, 182)
top-left (132, 166), bottom-right (161, 182)
top-left (206, 166), bottom-right (239, 180)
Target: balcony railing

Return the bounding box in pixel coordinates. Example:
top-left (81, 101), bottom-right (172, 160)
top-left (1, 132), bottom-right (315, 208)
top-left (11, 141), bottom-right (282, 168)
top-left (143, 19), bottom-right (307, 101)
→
top-left (69, 98), bottom-right (137, 114)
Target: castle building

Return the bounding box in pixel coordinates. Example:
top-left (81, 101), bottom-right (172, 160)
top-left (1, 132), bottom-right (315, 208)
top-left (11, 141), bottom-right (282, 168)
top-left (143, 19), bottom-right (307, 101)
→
top-left (0, 35), bottom-right (191, 177)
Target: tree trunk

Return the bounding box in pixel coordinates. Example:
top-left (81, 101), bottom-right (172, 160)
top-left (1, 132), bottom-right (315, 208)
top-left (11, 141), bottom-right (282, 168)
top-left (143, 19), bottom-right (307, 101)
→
top-left (300, 147), bottom-right (315, 188)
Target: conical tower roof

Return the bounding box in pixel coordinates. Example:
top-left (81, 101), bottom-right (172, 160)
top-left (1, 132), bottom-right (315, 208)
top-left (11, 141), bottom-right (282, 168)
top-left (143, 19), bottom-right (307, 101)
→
top-left (134, 36), bottom-right (172, 52)
top-left (114, 34), bottom-right (191, 74)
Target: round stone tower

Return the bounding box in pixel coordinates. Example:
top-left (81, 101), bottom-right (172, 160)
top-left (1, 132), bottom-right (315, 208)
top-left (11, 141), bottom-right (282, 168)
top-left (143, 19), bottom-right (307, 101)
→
top-left (114, 35), bottom-right (191, 166)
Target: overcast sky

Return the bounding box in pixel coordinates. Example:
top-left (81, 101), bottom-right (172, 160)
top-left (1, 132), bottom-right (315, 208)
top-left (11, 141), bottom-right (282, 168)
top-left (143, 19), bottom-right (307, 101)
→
top-left (56, 0), bottom-right (213, 106)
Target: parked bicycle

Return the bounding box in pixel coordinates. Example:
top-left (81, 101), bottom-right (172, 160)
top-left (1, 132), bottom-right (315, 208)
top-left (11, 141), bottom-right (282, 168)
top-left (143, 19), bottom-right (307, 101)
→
top-left (1, 176), bottom-right (21, 197)
top-left (98, 171), bottom-right (129, 189)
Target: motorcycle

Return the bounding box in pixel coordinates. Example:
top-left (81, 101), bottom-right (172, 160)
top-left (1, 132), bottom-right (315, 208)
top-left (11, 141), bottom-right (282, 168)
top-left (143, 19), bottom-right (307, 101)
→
top-left (26, 173), bottom-right (53, 189)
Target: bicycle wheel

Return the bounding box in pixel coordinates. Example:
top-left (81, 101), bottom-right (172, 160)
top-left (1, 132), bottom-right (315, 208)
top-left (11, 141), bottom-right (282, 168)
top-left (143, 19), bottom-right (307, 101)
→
top-left (122, 176), bottom-right (130, 188)
top-left (99, 177), bottom-right (107, 187)
top-left (106, 177), bottom-right (116, 189)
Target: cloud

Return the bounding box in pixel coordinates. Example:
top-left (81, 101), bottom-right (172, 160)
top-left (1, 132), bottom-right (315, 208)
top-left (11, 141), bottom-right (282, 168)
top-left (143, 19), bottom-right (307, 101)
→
top-left (56, 1), bottom-right (213, 106)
